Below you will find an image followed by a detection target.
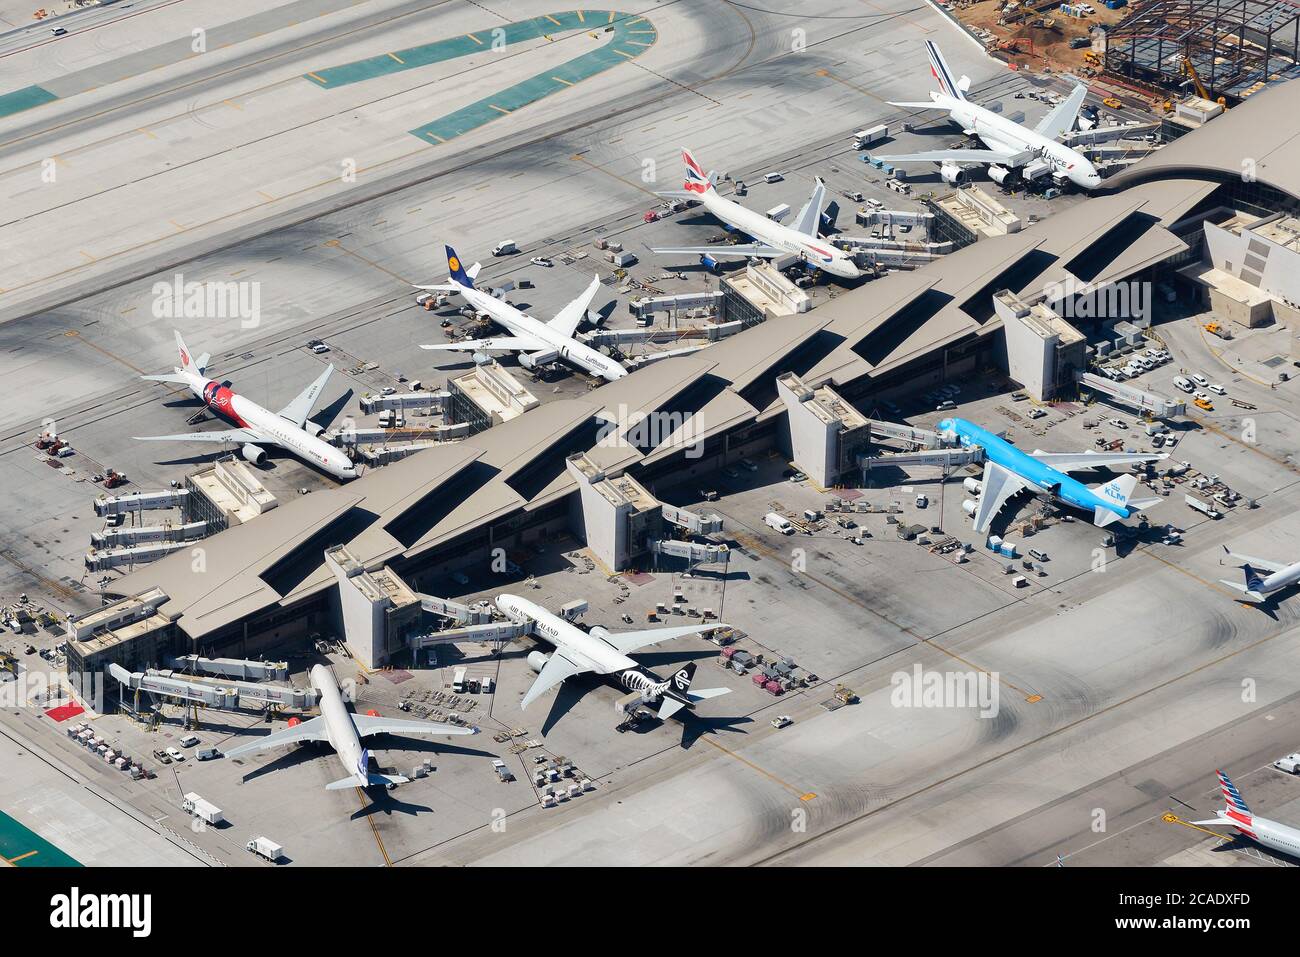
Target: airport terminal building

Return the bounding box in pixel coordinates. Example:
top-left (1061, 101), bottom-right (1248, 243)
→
top-left (68, 81), bottom-right (1300, 687)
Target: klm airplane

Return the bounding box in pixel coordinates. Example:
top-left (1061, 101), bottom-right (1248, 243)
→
top-left (938, 417), bottom-right (1167, 533)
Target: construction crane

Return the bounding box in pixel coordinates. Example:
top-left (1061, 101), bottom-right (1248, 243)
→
top-left (1181, 56), bottom-right (1228, 108)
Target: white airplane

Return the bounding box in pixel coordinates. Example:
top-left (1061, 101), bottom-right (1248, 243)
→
top-left (1191, 768), bottom-right (1300, 858)
top-left (1219, 545), bottom-right (1300, 602)
top-left (648, 148), bottom-right (861, 280)
top-left (876, 40), bottom-right (1103, 190)
top-left (495, 593), bottom-right (730, 714)
top-left (418, 245), bottom-right (626, 382)
top-left (136, 331), bottom-right (357, 480)
top-left (225, 664), bottom-right (476, 790)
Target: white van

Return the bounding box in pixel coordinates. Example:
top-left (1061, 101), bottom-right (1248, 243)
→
top-left (1172, 376), bottom-right (1193, 393)
top-left (1190, 373), bottom-right (1209, 388)
top-left (491, 240), bottom-right (518, 256)
top-left (1208, 383), bottom-right (1228, 395)
top-left (764, 512), bottom-right (795, 535)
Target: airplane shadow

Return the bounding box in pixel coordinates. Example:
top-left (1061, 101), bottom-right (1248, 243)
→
top-left (350, 789), bottom-right (434, 819)
top-left (315, 388), bottom-right (354, 431)
top-left (679, 713), bottom-right (754, 750)
top-left (234, 742), bottom-right (326, 782)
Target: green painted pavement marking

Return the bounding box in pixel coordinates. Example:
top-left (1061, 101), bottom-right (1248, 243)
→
top-left (0, 85), bottom-right (59, 120)
top-left (302, 10), bottom-right (656, 144)
top-left (0, 809), bottom-right (81, 867)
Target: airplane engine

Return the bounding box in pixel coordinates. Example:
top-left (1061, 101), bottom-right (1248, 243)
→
top-left (527, 651), bottom-right (550, 674)
top-left (962, 499), bottom-right (978, 516)
top-left (240, 443), bottom-right (267, 466)
top-left (989, 165), bottom-right (1013, 185)
top-left (303, 421), bottom-right (325, 438)
top-left (587, 625), bottom-right (611, 644)
top-left (963, 477), bottom-right (983, 496)
top-left (940, 162), bottom-right (967, 186)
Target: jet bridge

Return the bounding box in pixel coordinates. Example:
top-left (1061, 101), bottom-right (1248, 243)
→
top-left (1078, 373), bottom-right (1185, 418)
top-left (107, 663), bottom-right (318, 711)
top-left (94, 488), bottom-right (188, 517)
top-left (167, 656), bottom-right (289, 682)
top-left (661, 504), bottom-right (724, 536)
top-left (858, 447), bottom-right (986, 471)
top-left (418, 594), bottom-right (496, 625)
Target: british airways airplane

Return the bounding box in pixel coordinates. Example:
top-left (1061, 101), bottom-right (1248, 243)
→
top-left (647, 148), bottom-right (861, 280)
top-left (1192, 769), bottom-right (1300, 858)
top-left (939, 417), bottom-right (1167, 533)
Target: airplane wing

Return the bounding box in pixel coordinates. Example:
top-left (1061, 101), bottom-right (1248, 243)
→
top-left (791, 177), bottom-right (828, 236)
top-left (420, 335), bottom-right (546, 352)
top-left (596, 623), bottom-right (723, 655)
top-left (1222, 548), bottom-right (1290, 574)
top-left (886, 100), bottom-right (944, 109)
top-left (351, 714), bottom-right (476, 738)
top-left (1029, 450), bottom-right (1168, 470)
top-left (649, 243), bottom-right (783, 259)
top-left (134, 428), bottom-right (262, 444)
top-left (1034, 84), bottom-right (1089, 141)
top-left (277, 363), bottom-right (334, 428)
top-left (547, 274), bottom-right (601, 339)
top-left (971, 460), bottom-right (1030, 534)
top-left (224, 716), bottom-right (329, 757)
top-left (875, 149), bottom-right (1021, 166)
top-left (521, 652), bottom-right (587, 710)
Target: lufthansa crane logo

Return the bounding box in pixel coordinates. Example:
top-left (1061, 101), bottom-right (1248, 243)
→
top-left (448, 256), bottom-right (461, 273)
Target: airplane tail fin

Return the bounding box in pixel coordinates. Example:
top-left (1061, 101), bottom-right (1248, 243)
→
top-left (445, 244), bottom-right (476, 289)
top-left (657, 663), bottom-right (730, 719)
top-left (1091, 474), bottom-right (1137, 527)
top-left (924, 40), bottom-right (969, 101)
top-left (1189, 769), bottom-right (1258, 835)
top-left (174, 330), bottom-right (205, 374)
top-left (1217, 565), bottom-right (1268, 602)
top-left (682, 148), bottom-right (715, 195)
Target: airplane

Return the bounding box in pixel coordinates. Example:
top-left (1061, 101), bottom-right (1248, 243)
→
top-left (1191, 768), bottom-right (1300, 858)
top-left (647, 148), bottom-right (862, 280)
top-left (601, 660), bottom-right (728, 721)
top-left (495, 593), bottom-right (730, 712)
top-left (135, 331), bottom-right (357, 480)
top-left (939, 416), bottom-right (1167, 533)
top-left (417, 245), bottom-right (627, 382)
top-left (875, 40), bottom-right (1103, 190)
top-left (1218, 545), bottom-right (1300, 602)
top-left (225, 664), bottom-right (476, 790)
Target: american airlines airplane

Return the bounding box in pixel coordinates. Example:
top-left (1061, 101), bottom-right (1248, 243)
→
top-left (1219, 545), bottom-right (1300, 602)
top-left (1192, 768), bottom-right (1300, 858)
top-left (136, 331), bottom-right (357, 480)
top-left (648, 149), bottom-right (862, 280)
top-left (877, 41), bottom-right (1103, 190)
top-left (418, 245), bottom-right (627, 382)
top-left (940, 417), bottom-right (1167, 533)
top-left (496, 593), bottom-right (729, 714)
top-left (225, 664), bottom-right (476, 790)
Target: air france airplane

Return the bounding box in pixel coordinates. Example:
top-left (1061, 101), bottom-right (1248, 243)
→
top-left (1192, 769), bottom-right (1300, 858)
top-left (418, 246), bottom-right (626, 382)
top-left (939, 417), bottom-right (1166, 533)
top-left (496, 593), bottom-right (729, 714)
top-left (648, 148), bottom-right (862, 280)
top-left (136, 331), bottom-right (357, 480)
top-left (225, 664), bottom-right (476, 790)
top-left (877, 41), bottom-right (1103, 190)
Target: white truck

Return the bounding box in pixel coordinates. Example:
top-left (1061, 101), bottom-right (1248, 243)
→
top-left (852, 124), bottom-right (888, 150)
top-left (246, 836), bottom-right (285, 862)
top-left (181, 793), bottom-right (225, 826)
top-left (1184, 493), bottom-right (1222, 519)
top-left (764, 512), bottom-right (795, 535)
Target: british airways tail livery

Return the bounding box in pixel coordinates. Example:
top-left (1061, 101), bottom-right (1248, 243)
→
top-left (648, 148), bottom-right (861, 281)
top-left (939, 417), bottom-right (1166, 533)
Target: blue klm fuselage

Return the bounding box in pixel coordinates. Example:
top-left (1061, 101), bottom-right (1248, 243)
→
top-left (938, 417), bottom-right (1132, 521)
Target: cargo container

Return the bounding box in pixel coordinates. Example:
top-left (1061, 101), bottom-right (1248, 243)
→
top-left (1185, 494), bottom-right (1222, 519)
top-left (182, 793), bottom-right (225, 825)
top-left (852, 124), bottom-right (888, 149)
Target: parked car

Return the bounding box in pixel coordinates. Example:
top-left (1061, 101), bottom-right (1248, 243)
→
top-left (165, 747), bottom-right (185, 762)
